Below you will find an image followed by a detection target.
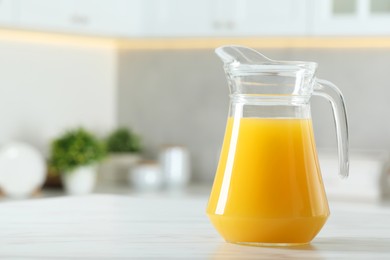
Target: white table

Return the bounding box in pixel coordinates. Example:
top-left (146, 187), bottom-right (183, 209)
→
top-left (0, 194), bottom-right (389, 259)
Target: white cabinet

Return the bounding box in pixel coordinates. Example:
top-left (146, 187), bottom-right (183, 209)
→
top-left (0, 0), bottom-right (19, 26)
top-left (229, 0), bottom-right (308, 36)
top-left (71, 0), bottom-right (144, 37)
top-left (1, 0), bottom-right (390, 38)
top-left (18, 0), bottom-right (73, 31)
top-left (144, 0), bottom-right (215, 36)
top-left (145, 0), bottom-right (308, 37)
top-left (18, 0), bottom-right (145, 37)
top-left (311, 0), bottom-right (390, 35)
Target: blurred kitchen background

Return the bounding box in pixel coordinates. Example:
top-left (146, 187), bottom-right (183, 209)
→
top-left (1, 0), bottom-right (390, 201)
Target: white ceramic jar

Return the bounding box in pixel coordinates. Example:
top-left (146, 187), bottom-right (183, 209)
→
top-left (129, 161), bottom-right (162, 191)
top-left (159, 145), bottom-right (190, 189)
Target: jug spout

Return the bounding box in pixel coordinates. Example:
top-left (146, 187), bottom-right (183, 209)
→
top-left (215, 46), bottom-right (318, 99)
top-left (215, 45), bottom-right (275, 66)
top-left (215, 45), bottom-right (317, 74)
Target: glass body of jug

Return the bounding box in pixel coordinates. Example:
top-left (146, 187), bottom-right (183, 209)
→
top-left (206, 46), bottom-right (349, 246)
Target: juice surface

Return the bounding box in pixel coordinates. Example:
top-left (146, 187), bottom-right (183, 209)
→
top-left (207, 117), bottom-right (329, 245)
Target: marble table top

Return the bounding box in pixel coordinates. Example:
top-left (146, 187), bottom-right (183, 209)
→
top-left (0, 194), bottom-right (389, 259)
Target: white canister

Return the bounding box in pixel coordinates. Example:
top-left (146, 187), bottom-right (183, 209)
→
top-left (159, 145), bottom-right (190, 189)
top-left (129, 161), bottom-right (162, 191)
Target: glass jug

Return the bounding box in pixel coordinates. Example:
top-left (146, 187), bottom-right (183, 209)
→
top-left (206, 46), bottom-right (349, 246)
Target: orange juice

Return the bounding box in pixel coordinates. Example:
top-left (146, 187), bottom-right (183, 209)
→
top-left (207, 117), bottom-right (329, 245)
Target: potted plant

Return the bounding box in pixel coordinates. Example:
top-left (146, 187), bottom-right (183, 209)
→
top-left (98, 127), bottom-right (142, 185)
top-left (49, 128), bottom-right (106, 195)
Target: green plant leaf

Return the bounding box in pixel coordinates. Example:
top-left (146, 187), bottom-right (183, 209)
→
top-left (106, 127), bottom-right (142, 153)
top-left (49, 128), bottom-right (106, 174)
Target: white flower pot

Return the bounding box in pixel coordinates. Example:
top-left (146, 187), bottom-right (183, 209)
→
top-left (62, 165), bottom-right (97, 195)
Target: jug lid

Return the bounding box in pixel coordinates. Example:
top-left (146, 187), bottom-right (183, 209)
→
top-left (216, 45), bottom-right (317, 76)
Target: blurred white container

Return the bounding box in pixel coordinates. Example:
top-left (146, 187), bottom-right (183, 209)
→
top-left (98, 153), bottom-right (141, 185)
top-left (0, 142), bottom-right (46, 199)
top-left (129, 161), bottom-right (162, 191)
top-left (159, 145), bottom-right (190, 189)
top-left (319, 150), bottom-right (390, 202)
top-left (62, 165), bottom-right (97, 195)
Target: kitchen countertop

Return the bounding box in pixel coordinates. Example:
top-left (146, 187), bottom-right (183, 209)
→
top-left (0, 194), bottom-right (389, 259)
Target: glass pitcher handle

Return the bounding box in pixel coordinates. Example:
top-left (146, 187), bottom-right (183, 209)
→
top-left (313, 79), bottom-right (349, 178)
